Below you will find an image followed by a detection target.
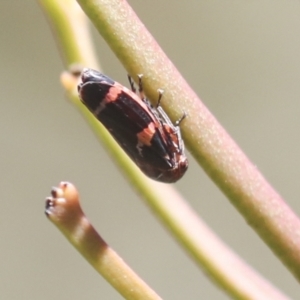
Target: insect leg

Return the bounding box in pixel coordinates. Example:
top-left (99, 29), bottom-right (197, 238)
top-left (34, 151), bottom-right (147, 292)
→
top-left (156, 89), bottom-right (164, 108)
top-left (137, 74), bottom-right (146, 101)
top-left (127, 75), bottom-right (136, 93)
top-left (175, 112), bottom-right (187, 126)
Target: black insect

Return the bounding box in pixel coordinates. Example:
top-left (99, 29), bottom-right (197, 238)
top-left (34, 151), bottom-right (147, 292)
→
top-left (78, 68), bottom-right (188, 183)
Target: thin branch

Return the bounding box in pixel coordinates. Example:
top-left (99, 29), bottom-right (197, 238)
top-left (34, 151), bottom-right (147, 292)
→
top-left (45, 182), bottom-right (162, 300)
top-left (39, 0), bottom-right (98, 68)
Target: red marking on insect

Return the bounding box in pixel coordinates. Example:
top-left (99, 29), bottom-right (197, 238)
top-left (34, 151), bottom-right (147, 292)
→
top-left (136, 122), bottom-right (156, 147)
top-left (106, 86), bottom-right (122, 102)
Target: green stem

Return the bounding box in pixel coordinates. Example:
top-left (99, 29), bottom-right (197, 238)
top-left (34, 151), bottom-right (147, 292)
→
top-left (39, 0), bottom-right (98, 67)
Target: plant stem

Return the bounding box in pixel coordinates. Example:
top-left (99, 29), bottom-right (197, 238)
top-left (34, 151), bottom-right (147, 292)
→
top-left (46, 182), bottom-right (162, 300)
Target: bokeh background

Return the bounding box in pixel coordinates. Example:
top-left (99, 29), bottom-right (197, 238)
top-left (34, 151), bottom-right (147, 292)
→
top-left (1, 1), bottom-right (300, 299)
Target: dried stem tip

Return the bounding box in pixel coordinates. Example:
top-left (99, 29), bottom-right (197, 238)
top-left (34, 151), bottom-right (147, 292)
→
top-left (45, 182), bottom-right (162, 300)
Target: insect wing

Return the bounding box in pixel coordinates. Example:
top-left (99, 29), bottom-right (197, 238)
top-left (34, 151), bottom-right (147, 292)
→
top-left (78, 69), bottom-right (188, 182)
top-left (79, 75), bottom-right (172, 169)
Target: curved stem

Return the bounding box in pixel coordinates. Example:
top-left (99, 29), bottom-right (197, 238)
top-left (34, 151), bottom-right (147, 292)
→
top-left (46, 182), bottom-right (162, 300)
top-left (39, 0), bottom-right (98, 68)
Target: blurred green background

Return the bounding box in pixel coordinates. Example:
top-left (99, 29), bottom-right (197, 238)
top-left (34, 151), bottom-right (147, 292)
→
top-left (1, 1), bottom-right (300, 299)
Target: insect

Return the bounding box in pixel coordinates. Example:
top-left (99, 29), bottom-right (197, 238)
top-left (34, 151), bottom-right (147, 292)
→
top-left (77, 68), bottom-right (188, 183)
